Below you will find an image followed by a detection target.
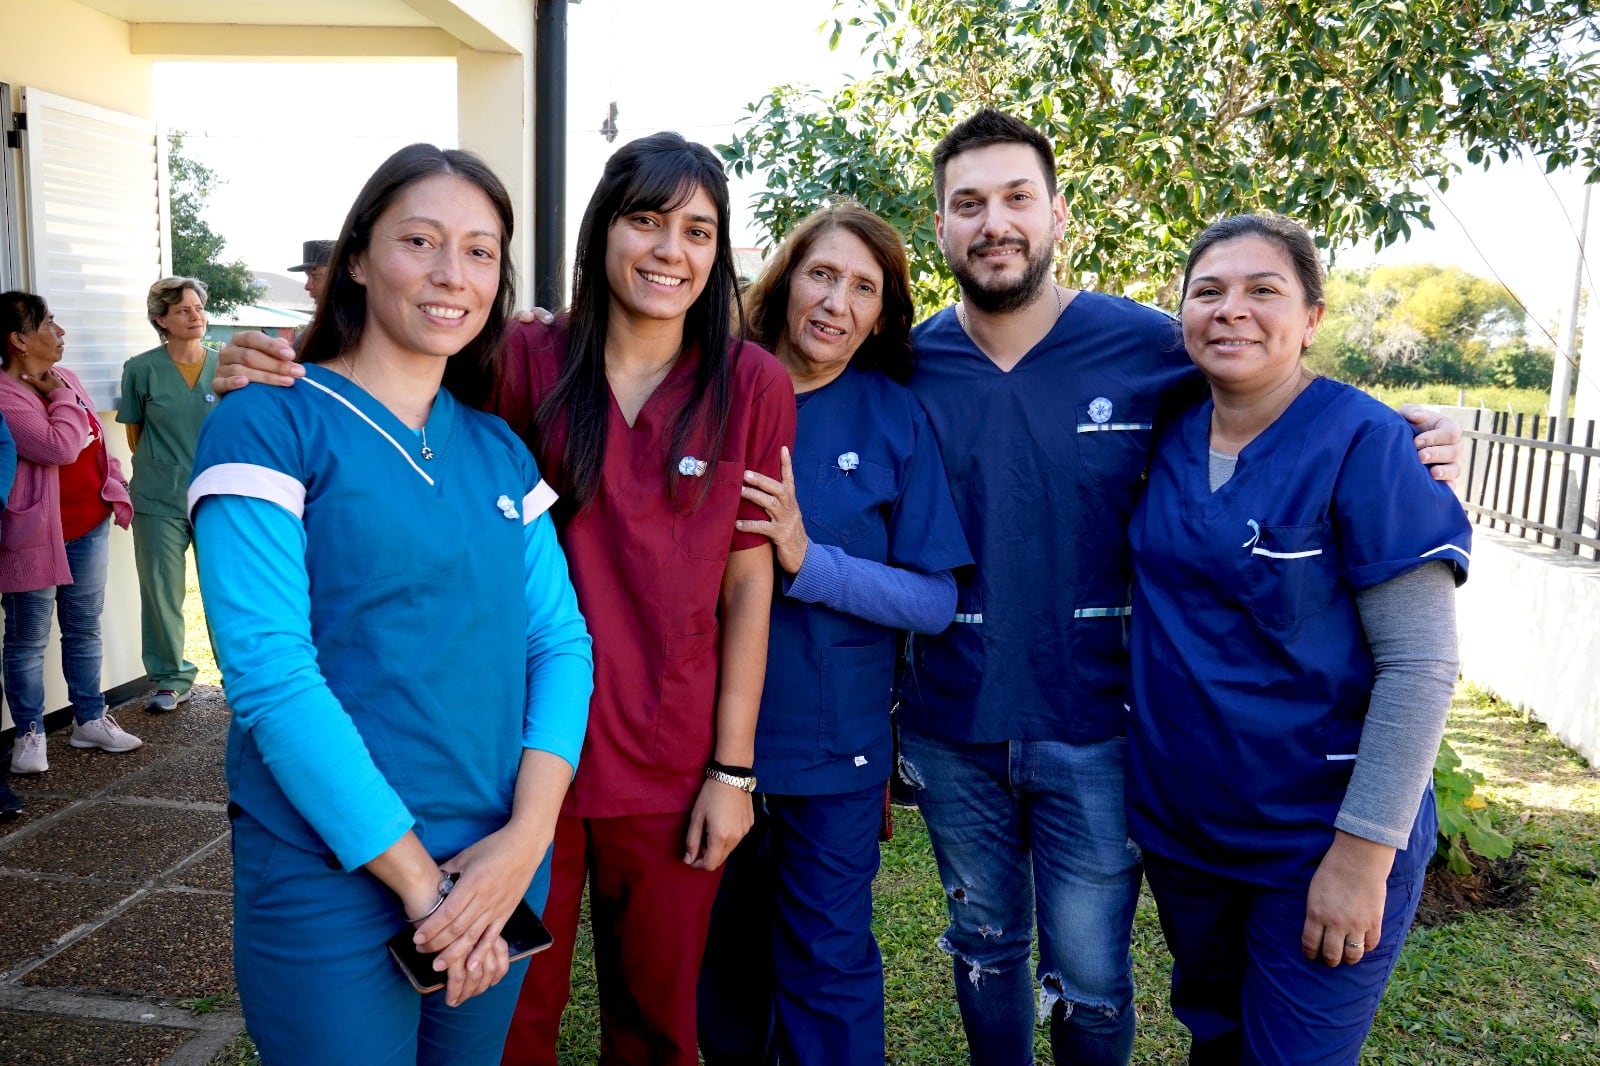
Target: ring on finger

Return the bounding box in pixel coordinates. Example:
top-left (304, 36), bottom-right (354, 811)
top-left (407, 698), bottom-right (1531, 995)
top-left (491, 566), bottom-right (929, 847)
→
top-left (1344, 939), bottom-right (1364, 951)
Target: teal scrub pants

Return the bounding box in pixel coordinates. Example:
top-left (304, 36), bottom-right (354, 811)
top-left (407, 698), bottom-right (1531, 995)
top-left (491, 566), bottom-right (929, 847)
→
top-left (230, 808), bottom-right (530, 1065)
top-left (131, 512), bottom-right (197, 692)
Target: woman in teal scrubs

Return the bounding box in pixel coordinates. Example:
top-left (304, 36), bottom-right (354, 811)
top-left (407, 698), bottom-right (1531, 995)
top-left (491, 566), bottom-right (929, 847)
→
top-left (117, 276), bottom-right (219, 712)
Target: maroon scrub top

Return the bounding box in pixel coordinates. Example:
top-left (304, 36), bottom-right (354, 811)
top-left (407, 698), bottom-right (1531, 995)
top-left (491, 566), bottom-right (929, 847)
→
top-left (494, 320), bottom-right (796, 817)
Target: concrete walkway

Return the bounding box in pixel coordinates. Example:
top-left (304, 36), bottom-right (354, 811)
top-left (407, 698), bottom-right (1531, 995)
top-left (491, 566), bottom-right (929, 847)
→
top-left (0, 685), bottom-right (243, 1065)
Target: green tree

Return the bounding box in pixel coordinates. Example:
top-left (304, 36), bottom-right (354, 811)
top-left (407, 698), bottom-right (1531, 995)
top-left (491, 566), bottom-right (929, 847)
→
top-left (167, 131), bottom-right (263, 316)
top-left (721, 0), bottom-right (1600, 314)
top-left (1310, 263), bottom-right (1537, 386)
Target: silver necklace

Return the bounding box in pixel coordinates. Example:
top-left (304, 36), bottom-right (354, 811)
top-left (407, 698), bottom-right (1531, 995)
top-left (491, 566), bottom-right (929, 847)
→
top-left (957, 282), bottom-right (1063, 333)
top-left (340, 355), bottom-right (434, 460)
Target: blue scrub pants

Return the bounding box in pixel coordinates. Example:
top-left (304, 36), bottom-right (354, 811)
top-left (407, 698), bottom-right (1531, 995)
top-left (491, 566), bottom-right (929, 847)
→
top-left (898, 728), bottom-right (1140, 1066)
top-left (698, 784), bottom-right (885, 1066)
top-left (2, 519), bottom-right (110, 731)
top-left (1141, 848), bottom-right (1427, 1066)
top-left (230, 810), bottom-right (530, 1066)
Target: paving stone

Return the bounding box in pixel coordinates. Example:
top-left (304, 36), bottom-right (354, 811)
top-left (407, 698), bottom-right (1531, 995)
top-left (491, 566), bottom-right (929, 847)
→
top-left (0, 1010), bottom-right (189, 1065)
top-left (7, 737), bottom-right (160, 799)
top-left (0, 804), bottom-right (226, 882)
top-left (0, 877), bottom-right (132, 972)
top-left (0, 796), bottom-right (71, 838)
top-left (165, 845), bottom-right (231, 894)
top-left (111, 747), bottom-right (228, 806)
top-left (25, 891), bottom-right (234, 1000)
top-left (118, 693), bottom-right (231, 749)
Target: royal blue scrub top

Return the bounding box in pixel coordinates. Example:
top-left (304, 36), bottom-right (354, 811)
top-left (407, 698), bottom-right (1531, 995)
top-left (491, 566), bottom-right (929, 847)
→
top-left (1127, 377), bottom-right (1471, 885)
top-left (903, 293), bottom-right (1199, 745)
top-left (756, 367), bottom-right (971, 795)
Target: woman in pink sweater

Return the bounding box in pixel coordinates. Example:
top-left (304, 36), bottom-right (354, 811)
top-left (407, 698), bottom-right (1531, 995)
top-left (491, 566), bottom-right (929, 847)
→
top-left (1, 292), bottom-right (139, 775)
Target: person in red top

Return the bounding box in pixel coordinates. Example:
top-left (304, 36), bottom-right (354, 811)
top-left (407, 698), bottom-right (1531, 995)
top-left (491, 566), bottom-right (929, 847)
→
top-left (493, 132), bottom-right (794, 1065)
top-left (213, 132), bottom-right (795, 1064)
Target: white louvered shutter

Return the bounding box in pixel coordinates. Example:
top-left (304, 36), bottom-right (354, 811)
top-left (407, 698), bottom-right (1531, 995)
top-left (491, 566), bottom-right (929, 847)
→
top-left (22, 88), bottom-right (166, 410)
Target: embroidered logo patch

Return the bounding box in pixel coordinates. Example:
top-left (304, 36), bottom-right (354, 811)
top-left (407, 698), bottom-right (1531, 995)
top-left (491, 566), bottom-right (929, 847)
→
top-left (678, 456), bottom-right (709, 477)
top-left (1088, 396), bottom-right (1114, 424)
top-left (837, 451), bottom-right (859, 472)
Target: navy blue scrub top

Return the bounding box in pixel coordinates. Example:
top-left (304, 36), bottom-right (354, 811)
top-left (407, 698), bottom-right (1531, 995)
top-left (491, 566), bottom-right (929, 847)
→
top-left (1127, 377), bottom-right (1471, 885)
top-left (756, 366), bottom-right (971, 795)
top-left (903, 293), bottom-right (1199, 745)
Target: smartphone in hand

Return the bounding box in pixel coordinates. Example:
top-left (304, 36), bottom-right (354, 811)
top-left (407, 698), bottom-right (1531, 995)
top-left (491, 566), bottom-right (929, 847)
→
top-left (387, 899), bottom-right (555, 994)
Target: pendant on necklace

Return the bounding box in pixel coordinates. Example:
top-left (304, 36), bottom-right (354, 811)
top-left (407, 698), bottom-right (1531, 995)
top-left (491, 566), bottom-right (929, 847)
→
top-left (421, 445), bottom-right (435, 461)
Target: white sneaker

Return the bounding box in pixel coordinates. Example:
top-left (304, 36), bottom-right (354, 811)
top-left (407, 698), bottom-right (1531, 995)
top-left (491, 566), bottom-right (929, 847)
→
top-left (70, 714), bottom-right (144, 754)
top-left (11, 723), bottom-right (48, 773)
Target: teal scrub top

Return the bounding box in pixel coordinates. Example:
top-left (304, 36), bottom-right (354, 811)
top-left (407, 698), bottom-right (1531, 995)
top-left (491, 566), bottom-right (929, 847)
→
top-left (117, 344), bottom-right (220, 518)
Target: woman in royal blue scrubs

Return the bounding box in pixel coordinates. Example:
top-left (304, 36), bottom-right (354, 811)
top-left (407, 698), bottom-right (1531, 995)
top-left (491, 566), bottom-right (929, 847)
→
top-left (697, 200), bottom-right (971, 1066)
top-left (1126, 213), bottom-right (1471, 1065)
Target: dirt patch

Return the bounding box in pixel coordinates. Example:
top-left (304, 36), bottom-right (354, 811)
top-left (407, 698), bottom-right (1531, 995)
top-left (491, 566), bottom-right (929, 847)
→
top-left (1415, 851), bottom-right (1533, 927)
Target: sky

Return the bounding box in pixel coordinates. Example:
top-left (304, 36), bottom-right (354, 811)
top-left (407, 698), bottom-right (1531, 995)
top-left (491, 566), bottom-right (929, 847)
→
top-left (151, 0), bottom-right (1591, 344)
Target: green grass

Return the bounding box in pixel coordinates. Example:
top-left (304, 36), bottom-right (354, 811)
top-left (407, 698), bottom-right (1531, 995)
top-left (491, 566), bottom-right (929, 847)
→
top-left (1368, 384), bottom-right (1564, 420)
top-left (193, 537), bottom-right (1600, 1066)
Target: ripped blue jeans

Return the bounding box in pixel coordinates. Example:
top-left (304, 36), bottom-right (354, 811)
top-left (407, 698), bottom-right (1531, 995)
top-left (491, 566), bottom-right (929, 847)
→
top-left (898, 729), bottom-right (1140, 1066)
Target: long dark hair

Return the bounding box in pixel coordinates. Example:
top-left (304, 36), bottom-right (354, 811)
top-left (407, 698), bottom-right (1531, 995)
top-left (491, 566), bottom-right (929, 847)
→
top-left (534, 132), bottom-right (743, 510)
top-left (299, 143), bottom-right (516, 410)
top-left (744, 199), bottom-right (915, 383)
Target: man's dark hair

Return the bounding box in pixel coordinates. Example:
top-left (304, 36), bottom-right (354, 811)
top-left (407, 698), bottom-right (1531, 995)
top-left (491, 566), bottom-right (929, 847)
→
top-left (932, 109), bottom-right (1058, 207)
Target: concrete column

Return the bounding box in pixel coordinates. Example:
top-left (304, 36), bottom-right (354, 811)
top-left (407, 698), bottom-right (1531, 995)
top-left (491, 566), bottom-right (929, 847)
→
top-left (456, 45), bottom-right (535, 295)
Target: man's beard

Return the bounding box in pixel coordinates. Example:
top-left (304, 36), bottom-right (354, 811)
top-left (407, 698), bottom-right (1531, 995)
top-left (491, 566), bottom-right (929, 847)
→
top-left (950, 236), bottom-right (1055, 314)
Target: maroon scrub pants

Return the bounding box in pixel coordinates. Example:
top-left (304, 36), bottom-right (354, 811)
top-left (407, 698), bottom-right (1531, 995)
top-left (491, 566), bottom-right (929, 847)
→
top-left (503, 810), bottom-right (724, 1065)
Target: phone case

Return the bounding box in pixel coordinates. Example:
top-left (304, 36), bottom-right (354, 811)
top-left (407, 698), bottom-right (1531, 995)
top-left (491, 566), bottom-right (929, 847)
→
top-left (387, 899), bottom-right (554, 992)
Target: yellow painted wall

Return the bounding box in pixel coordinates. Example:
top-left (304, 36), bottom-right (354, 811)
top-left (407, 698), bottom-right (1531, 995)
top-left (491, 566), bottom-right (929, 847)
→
top-left (0, 1), bottom-right (154, 118)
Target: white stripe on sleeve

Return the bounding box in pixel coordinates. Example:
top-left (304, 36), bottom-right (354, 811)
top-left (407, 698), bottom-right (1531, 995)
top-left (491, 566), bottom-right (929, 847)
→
top-left (522, 479), bottom-right (558, 525)
top-left (188, 463), bottom-right (307, 520)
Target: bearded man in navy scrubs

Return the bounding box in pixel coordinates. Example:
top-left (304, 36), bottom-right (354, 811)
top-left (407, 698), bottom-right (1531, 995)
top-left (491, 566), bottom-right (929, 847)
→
top-left (895, 109), bottom-right (1462, 1066)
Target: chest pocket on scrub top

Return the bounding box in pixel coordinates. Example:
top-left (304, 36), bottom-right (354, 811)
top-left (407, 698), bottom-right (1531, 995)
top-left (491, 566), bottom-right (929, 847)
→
top-left (1074, 399), bottom-right (1155, 487)
top-left (1242, 521), bottom-right (1338, 628)
top-left (808, 457), bottom-right (894, 547)
top-left (672, 460), bottom-right (746, 561)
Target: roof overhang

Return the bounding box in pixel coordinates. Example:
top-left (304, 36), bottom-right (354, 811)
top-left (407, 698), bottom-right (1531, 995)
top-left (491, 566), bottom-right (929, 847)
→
top-left (75, 0), bottom-right (530, 57)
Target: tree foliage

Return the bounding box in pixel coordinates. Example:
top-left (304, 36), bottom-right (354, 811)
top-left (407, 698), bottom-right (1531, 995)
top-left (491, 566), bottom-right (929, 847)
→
top-left (1312, 263), bottom-right (1555, 386)
top-left (167, 131), bottom-right (263, 316)
top-left (720, 0), bottom-right (1600, 314)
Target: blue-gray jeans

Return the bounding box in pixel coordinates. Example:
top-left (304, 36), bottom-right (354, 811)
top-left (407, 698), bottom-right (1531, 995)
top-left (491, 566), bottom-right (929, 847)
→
top-left (3, 518), bottom-right (111, 732)
top-left (898, 728), bottom-right (1141, 1066)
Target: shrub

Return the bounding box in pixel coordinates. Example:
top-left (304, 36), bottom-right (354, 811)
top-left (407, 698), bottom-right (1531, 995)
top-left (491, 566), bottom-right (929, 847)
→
top-left (1433, 736), bottom-right (1513, 874)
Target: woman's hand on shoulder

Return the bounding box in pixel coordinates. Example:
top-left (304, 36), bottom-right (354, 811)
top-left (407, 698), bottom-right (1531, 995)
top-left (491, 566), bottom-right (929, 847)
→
top-left (212, 331), bottom-right (301, 395)
top-left (1301, 830), bottom-right (1395, 968)
top-left (736, 446), bottom-right (810, 574)
top-left (512, 307), bottom-right (556, 325)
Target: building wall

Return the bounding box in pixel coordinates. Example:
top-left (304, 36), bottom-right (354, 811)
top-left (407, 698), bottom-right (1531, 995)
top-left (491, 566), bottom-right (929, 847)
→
top-left (1, 2), bottom-right (155, 118)
top-left (1458, 528), bottom-right (1600, 768)
top-left (2, 1), bottom-right (155, 728)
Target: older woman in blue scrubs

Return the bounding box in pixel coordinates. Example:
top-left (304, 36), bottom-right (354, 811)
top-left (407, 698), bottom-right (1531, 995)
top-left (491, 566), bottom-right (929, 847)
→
top-left (1126, 214), bottom-right (1471, 1065)
top-left (697, 200), bottom-right (971, 1066)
